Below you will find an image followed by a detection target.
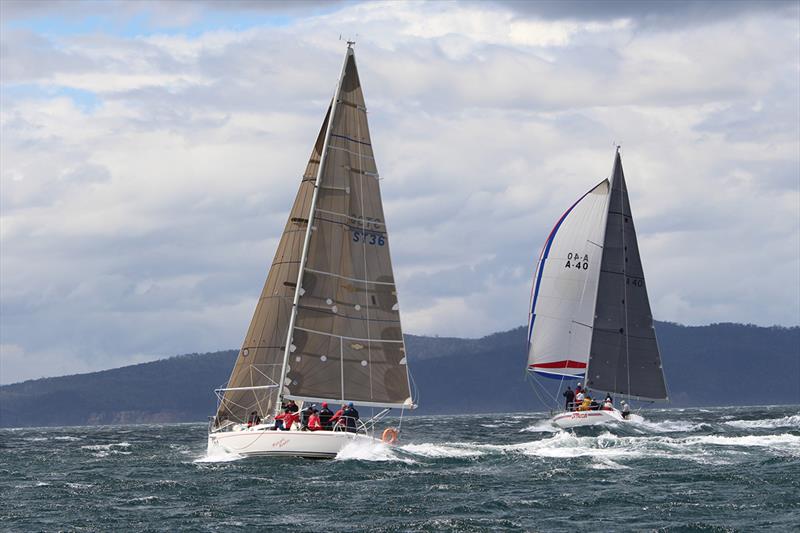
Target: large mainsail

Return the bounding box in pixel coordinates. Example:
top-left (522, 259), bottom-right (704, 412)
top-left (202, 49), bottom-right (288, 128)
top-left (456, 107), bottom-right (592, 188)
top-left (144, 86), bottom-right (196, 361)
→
top-left (215, 46), bottom-right (411, 427)
top-left (585, 151), bottom-right (668, 400)
top-left (527, 180), bottom-right (610, 378)
top-left (284, 47), bottom-right (412, 408)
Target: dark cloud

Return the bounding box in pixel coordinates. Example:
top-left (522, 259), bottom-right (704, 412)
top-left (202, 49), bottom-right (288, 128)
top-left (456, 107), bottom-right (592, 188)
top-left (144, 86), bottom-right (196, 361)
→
top-left (493, 0), bottom-right (798, 27)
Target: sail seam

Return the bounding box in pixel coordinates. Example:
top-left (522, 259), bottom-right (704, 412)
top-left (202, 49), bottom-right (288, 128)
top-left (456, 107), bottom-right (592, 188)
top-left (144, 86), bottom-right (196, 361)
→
top-left (331, 133), bottom-right (371, 146)
top-left (314, 209), bottom-right (386, 227)
top-left (328, 145), bottom-right (375, 159)
top-left (293, 326), bottom-right (404, 343)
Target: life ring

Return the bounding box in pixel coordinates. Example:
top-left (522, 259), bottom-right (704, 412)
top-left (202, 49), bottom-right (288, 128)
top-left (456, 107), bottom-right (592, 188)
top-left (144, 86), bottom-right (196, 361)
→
top-left (381, 427), bottom-right (399, 444)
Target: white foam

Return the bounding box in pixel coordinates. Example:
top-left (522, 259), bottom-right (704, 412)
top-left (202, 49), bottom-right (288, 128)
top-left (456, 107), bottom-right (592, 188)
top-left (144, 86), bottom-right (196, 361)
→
top-left (195, 441), bottom-right (243, 463)
top-left (53, 436), bottom-right (83, 441)
top-left (335, 439), bottom-right (415, 463)
top-left (630, 419), bottom-right (710, 433)
top-left (66, 482), bottom-right (94, 490)
top-left (590, 457), bottom-right (630, 470)
top-left (471, 429), bottom-right (792, 464)
top-left (724, 415), bottom-right (800, 430)
top-left (400, 443), bottom-right (484, 458)
top-left (519, 420), bottom-right (560, 433)
top-left (81, 442), bottom-right (131, 451)
top-left (81, 442), bottom-right (132, 457)
top-left (684, 433), bottom-right (800, 451)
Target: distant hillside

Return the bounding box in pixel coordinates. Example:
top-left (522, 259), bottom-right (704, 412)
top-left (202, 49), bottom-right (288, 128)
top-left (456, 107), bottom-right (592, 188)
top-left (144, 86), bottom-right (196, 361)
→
top-left (1, 322), bottom-right (798, 427)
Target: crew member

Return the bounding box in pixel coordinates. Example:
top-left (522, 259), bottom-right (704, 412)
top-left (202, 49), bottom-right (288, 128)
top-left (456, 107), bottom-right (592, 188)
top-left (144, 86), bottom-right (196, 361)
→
top-left (319, 402), bottom-right (333, 430)
top-left (621, 401), bottom-right (631, 419)
top-left (307, 408), bottom-right (322, 431)
top-left (343, 402), bottom-right (359, 433)
top-left (563, 387), bottom-right (575, 411)
top-left (330, 404), bottom-right (346, 430)
top-left (281, 408), bottom-right (299, 431)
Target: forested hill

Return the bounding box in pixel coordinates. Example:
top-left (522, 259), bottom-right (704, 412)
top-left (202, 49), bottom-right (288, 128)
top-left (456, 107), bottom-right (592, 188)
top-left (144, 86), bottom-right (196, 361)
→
top-left (1, 322), bottom-right (798, 427)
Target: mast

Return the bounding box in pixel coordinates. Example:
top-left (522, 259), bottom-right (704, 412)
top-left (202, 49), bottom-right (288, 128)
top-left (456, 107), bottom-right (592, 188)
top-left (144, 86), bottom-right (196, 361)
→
top-left (275, 45), bottom-right (353, 414)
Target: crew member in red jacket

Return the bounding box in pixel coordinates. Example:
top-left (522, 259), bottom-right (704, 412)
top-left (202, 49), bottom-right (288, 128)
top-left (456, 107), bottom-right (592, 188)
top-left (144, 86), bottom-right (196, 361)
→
top-left (329, 404), bottom-right (346, 430)
top-left (282, 409), bottom-right (299, 431)
top-left (307, 409), bottom-right (322, 431)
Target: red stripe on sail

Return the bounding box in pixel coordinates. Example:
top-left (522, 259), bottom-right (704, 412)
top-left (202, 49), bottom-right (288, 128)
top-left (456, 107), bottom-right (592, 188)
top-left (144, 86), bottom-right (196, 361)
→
top-left (529, 360), bottom-right (587, 369)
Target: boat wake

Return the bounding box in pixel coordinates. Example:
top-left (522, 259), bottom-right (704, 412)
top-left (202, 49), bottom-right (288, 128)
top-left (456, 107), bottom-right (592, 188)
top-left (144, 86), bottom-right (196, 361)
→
top-left (335, 440), bottom-right (415, 464)
top-left (194, 442), bottom-right (243, 463)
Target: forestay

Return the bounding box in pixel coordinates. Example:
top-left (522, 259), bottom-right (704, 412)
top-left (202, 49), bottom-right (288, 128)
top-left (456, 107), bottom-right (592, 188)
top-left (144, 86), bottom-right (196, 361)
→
top-left (585, 152), bottom-right (668, 400)
top-left (527, 180), bottom-right (609, 378)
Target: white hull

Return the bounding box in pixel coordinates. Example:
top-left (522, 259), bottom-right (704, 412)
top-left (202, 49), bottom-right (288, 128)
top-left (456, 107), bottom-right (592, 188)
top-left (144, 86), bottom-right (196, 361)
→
top-left (551, 409), bottom-right (643, 429)
top-left (208, 426), bottom-right (377, 459)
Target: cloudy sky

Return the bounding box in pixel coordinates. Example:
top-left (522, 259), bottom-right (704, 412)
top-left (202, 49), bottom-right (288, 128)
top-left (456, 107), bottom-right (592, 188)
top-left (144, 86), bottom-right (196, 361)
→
top-left (1, 0), bottom-right (798, 384)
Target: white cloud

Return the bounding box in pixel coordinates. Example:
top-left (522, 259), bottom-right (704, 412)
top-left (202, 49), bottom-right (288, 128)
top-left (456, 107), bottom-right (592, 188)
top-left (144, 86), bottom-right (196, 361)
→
top-left (1, 0), bottom-right (798, 383)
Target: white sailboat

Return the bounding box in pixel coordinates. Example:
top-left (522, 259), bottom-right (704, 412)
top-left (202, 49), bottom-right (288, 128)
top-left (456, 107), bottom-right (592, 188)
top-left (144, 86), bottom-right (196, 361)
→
top-left (526, 149), bottom-right (668, 429)
top-left (207, 43), bottom-right (415, 459)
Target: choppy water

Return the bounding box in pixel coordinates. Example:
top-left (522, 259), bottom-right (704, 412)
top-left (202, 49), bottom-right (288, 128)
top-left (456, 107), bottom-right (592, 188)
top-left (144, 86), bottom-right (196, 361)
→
top-left (1, 405), bottom-right (798, 531)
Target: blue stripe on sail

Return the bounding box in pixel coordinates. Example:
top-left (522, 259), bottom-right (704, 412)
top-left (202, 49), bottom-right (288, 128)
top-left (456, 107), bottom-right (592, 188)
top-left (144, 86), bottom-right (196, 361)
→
top-left (527, 187), bottom-right (597, 347)
top-left (531, 370), bottom-right (583, 380)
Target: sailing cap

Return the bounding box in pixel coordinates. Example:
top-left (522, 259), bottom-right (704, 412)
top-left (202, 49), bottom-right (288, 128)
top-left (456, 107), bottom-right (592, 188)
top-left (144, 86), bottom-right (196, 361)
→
top-left (348, 402), bottom-right (354, 407)
top-left (321, 402), bottom-right (328, 408)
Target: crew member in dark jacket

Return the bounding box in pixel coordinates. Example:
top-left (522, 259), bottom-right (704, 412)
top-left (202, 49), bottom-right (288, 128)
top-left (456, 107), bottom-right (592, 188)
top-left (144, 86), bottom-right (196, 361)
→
top-left (563, 387), bottom-right (575, 411)
top-left (319, 402), bottom-right (333, 430)
top-left (343, 402), bottom-right (359, 433)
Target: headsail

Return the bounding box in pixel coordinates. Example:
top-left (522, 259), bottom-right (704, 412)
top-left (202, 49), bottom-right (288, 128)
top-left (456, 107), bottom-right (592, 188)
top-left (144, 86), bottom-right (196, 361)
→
top-left (284, 48), bottom-right (412, 408)
top-left (585, 151), bottom-right (668, 400)
top-left (527, 180), bottom-right (610, 378)
top-left (213, 107), bottom-right (331, 428)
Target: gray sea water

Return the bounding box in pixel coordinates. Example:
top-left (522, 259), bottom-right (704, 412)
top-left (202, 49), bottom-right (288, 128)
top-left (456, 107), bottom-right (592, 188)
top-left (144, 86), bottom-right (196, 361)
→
top-left (1, 405), bottom-right (798, 532)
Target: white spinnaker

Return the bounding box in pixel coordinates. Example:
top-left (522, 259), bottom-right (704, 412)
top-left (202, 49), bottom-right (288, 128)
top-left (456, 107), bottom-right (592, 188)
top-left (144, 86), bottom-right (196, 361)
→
top-left (527, 180), bottom-right (609, 379)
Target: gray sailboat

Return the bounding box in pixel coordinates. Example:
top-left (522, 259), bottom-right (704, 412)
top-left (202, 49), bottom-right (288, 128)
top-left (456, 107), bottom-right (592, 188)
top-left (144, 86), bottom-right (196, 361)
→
top-left (207, 43), bottom-right (414, 458)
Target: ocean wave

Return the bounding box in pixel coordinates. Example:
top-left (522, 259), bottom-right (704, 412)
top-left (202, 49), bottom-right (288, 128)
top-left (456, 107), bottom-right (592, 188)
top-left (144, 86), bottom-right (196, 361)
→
top-left (66, 482), bottom-right (94, 490)
top-left (399, 443), bottom-right (484, 458)
top-left (723, 415), bottom-right (800, 430)
top-left (81, 442), bottom-right (132, 457)
top-left (81, 442), bottom-right (131, 451)
top-left (629, 419), bottom-right (711, 433)
top-left (462, 430), bottom-right (800, 463)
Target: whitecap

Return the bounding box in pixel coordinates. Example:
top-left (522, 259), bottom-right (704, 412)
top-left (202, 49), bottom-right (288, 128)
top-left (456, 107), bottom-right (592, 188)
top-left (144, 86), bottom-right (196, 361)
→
top-left (400, 443), bottom-right (484, 458)
top-left (723, 415), bottom-right (800, 430)
top-left (66, 482), bottom-right (94, 490)
top-left (81, 442), bottom-right (131, 451)
top-left (630, 419), bottom-right (710, 433)
top-left (53, 436), bottom-right (82, 441)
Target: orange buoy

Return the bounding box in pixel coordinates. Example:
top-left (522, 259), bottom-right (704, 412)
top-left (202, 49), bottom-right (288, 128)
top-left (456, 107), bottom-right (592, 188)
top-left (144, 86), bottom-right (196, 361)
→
top-left (381, 427), bottom-right (399, 444)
